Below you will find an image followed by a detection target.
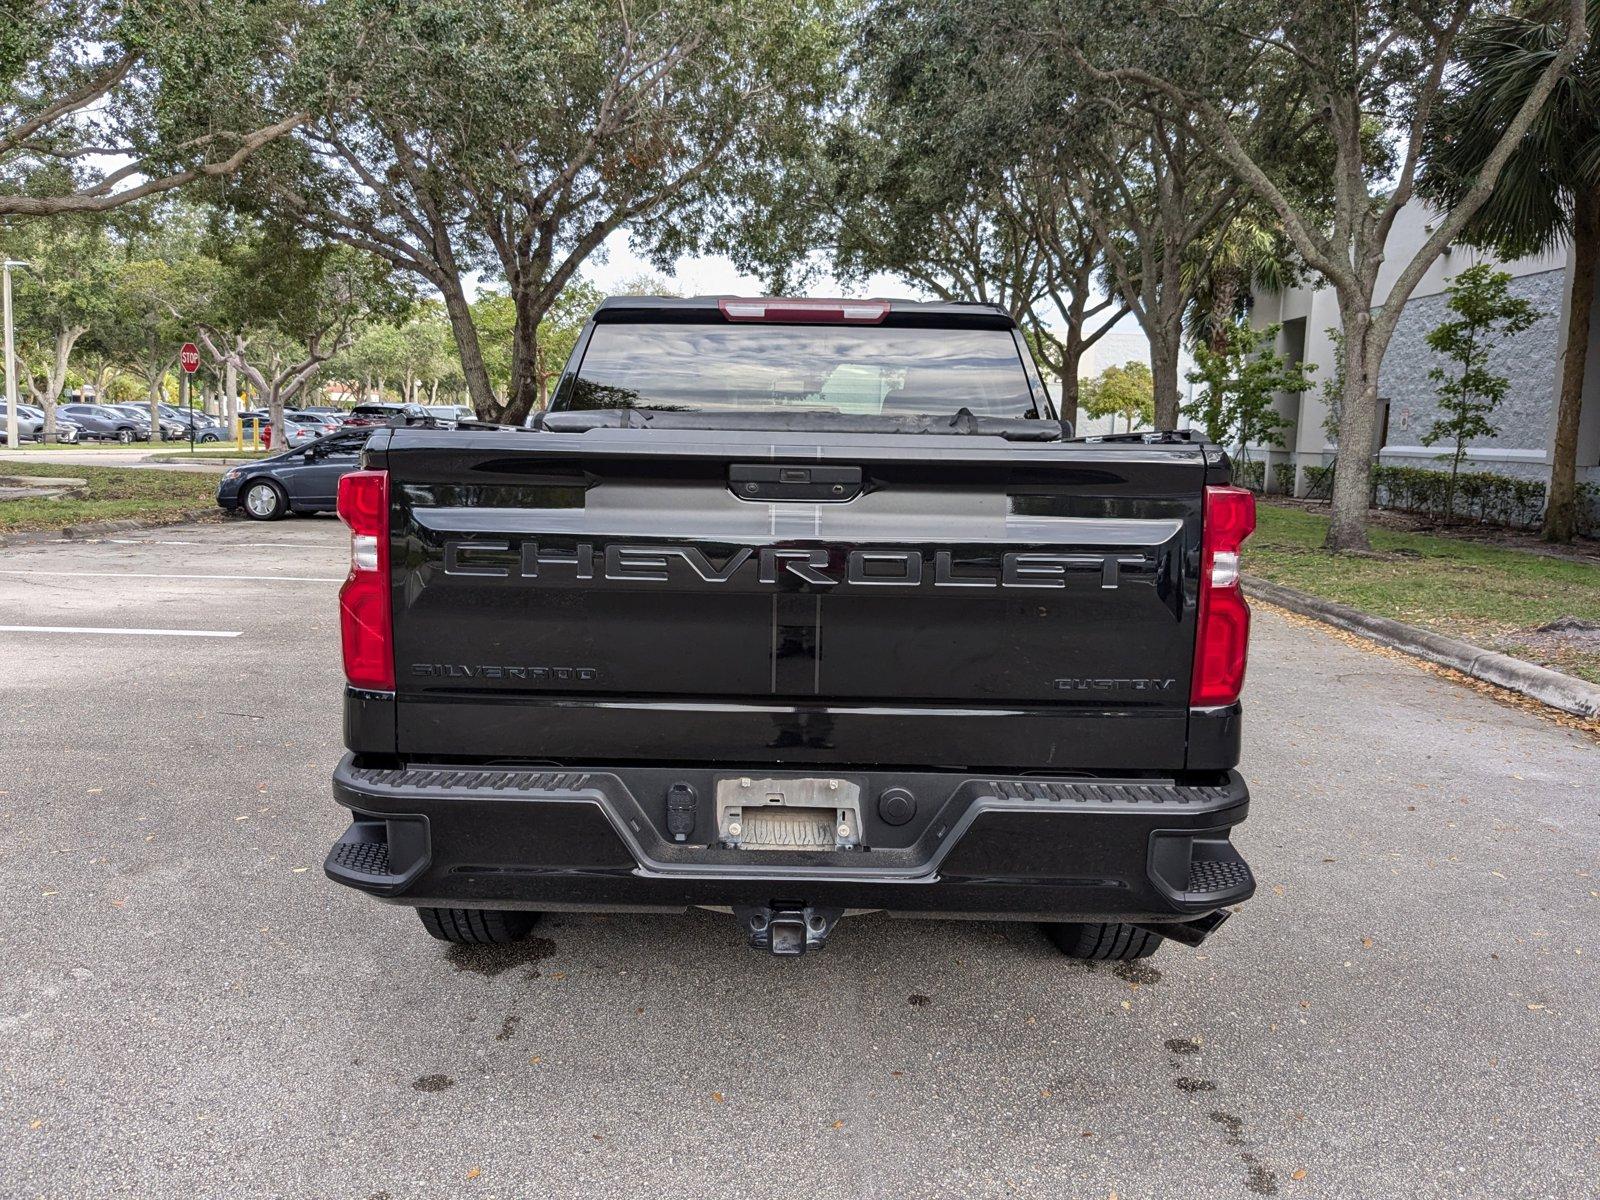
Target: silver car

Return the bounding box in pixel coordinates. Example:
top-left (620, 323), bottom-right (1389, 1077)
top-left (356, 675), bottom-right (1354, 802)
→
top-left (19, 404), bottom-right (83, 443)
top-left (0, 403), bottom-right (43, 440)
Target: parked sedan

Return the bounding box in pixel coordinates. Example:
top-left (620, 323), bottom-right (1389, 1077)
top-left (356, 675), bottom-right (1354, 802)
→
top-left (216, 429), bottom-right (372, 520)
top-left (58, 403), bottom-right (150, 442)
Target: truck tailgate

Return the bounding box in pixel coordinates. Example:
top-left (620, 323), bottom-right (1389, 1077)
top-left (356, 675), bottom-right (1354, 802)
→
top-left (374, 428), bottom-right (1207, 771)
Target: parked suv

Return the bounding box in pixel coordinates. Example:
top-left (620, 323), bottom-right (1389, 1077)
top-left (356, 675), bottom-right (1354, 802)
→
top-left (0, 403), bottom-right (43, 441)
top-left (343, 402), bottom-right (428, 428)
top-left (58, 403), bottom-right (150, 442)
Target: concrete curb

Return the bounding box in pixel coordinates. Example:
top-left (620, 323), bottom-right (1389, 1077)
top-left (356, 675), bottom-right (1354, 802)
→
top-left (1244, 575), bottom-right (1600, 719)
top-left (0, 508), bottom-right (222, 548)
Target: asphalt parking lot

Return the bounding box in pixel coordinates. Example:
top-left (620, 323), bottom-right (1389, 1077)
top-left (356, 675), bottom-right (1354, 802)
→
top-left (2, 518), bottom-right (1596, 1200)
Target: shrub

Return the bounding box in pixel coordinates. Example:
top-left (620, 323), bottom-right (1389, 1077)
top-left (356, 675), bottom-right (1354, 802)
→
top-left (1235, 460), bottom-right (1266, 492)
top-left (1369, 464), bottom-right (1546, 529)
top-left (1272, 463), bottom-right (1296, 496)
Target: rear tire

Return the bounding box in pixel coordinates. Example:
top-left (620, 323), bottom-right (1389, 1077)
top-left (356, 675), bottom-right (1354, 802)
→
top-left (417, 907), bottom-right (539, 944)
top-left (1043, 921), bottom-right (1164, 960)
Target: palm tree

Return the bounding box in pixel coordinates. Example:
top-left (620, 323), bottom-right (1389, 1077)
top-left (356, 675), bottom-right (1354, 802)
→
top-left (1422, 2), bottom-right (1600, 542)
top-left (1183, 204), bottom-right (1298, 355)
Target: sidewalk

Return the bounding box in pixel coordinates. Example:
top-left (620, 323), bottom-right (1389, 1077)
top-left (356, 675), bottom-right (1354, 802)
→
top-left (0, 447), bottom-right (229, 474)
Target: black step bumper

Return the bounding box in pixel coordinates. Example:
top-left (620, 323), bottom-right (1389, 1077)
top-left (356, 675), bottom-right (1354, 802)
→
top-left (325, 756), bottom-right (1255, 925)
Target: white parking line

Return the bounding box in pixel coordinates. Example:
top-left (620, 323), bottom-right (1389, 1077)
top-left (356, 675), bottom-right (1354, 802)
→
top-left (105, 539), bottom-right (335, 549)
top-left (0, 625), bottom-right (241, 638)
top-left (0, 569), bottom-right (343, 583)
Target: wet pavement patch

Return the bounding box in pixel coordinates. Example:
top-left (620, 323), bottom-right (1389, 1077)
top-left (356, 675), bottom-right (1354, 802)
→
top-left (1164, 1037), bottom-right (1202, 1055)
top-left (1240, 1152), bottom-right (1279, 1196)
top-left (1112, 960), bottom-right (1162, 985)
top-left (497, 1013), bottom-right (521, 1041)
top-left (1175, 1077), bottom-right (1216, 1092)
top-left (1207, 1111), bottom-right (1245, 1146)
top-left (907, 994), bottom-right (931, 1007)
top-left (412, 1074), bottom-right (455, 1093)
top-left (447, 936), bottom-right (557, 978)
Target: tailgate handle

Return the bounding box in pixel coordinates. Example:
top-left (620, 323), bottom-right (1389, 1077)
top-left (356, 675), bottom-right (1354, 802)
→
top-left (730, 464), bottom-right (863, 502)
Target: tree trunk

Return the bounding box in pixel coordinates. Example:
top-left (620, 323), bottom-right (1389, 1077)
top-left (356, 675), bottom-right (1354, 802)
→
top-left (504, 288), bottom-right (543, 425)
top-left (269, 388), bottom-right (286, 454)
top-left (1326, 309), bottom-right (1380, 552)
top-left (225, 357), bottom-right (239, 438)
top-left (437, 276), bottom-right (498, 419)
top-left (148, 376), bottom-right (163, 445)
top-left (1150, 334), bottom-right (1181, 430)
top-left (1542, 185), bottom-right (1598, 542)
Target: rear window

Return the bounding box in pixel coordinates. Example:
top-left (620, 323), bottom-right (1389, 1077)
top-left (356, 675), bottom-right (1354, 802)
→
top-left (350, 404), bottom-right (401, 416)
top-left (563, 323), bottom-right (1039, 417)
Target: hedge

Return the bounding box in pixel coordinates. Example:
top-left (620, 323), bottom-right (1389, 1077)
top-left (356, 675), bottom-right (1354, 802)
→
top-left (1297, 463), bottom-right (1600, 534)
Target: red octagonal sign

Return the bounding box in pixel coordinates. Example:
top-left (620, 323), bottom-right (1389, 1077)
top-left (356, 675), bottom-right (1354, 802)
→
top-left (180, 342), bottom-right (200, 374)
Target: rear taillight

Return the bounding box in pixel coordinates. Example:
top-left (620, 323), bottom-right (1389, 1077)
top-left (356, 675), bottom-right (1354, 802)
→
top-left (337, 469), bottom-right (393, 691)
top-left (1191, 485), bottom-right (1256, 707)
top-left (718, 297), bottom-right (890, 324)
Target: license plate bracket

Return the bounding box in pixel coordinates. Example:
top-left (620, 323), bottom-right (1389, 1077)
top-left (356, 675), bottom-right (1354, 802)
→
top-left (715, 776), bottom-right (862, 850)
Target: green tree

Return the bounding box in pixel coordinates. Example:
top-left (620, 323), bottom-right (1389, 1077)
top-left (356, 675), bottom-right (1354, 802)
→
top-left (1420, 264), bottom-right (1540, 523)
top-left (1184, 322), bottom-right (1311, 474)
top-left (1, 1), bottom-right (306, 217)
top-left (1067, 0), bottom-right (1588, 550)
top-left (823, 5), bottom-right (1239, 427)
top-left (9, 215), bottom-right (119, 440)
top-left (1081, 361), bottom-right (1154, 432)
top-left (265, 0), bottom-right (843, 423)
top-left (717, 76), bottom-right (1129, 414)
top-left (181, 228), bottom-right (412, 448)
top-left (1421, 4), bottom-right (1600, 541)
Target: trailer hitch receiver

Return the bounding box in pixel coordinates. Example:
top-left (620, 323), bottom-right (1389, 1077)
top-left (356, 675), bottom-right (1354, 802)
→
top-left (734, 903), bottom-right (845, 955)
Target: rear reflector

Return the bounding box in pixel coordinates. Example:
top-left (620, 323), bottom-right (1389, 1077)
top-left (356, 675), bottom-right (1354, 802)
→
top-left (1191, 485), bottom-right (1256, 708)
top-left (337, 470), bottom-right (394, 692)
top-left (718, 297), bottom-right (890, 324)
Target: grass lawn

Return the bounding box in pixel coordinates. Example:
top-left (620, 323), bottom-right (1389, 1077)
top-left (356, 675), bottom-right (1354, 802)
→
top-left (0, 460), bottom-right (218, 534)
top-left (1249, 502), bottom-right (1600, 684)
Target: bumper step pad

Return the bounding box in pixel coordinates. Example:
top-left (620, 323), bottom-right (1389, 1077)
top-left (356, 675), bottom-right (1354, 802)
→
top-left (324, 817), bottom-right (430, 896)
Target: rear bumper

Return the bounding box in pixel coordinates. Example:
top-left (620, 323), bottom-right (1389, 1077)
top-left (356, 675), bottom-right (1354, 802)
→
top-left (325, 755), bottom-right (1255, 924)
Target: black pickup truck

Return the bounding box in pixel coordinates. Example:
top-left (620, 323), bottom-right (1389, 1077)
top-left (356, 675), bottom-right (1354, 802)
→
top-left (324, 296), bottom-right (1257, 960)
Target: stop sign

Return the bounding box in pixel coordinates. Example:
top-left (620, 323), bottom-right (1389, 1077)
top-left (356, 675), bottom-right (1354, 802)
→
top-left (179, 342), bottom-right (200, 374)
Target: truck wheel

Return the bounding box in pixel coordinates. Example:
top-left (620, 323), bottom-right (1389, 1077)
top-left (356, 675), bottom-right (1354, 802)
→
top-left (416, 907), bottom-right (539, 944)
top-left (1043, 921), bottom-right (1164, 960)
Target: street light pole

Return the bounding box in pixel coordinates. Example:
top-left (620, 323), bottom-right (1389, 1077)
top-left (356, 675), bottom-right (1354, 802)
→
top-left (2, 260), bottom-right (27, 451)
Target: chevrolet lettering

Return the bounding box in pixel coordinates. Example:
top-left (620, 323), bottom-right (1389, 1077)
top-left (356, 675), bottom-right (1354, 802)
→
top-left (441, 540), bottom-right (1156, 590)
